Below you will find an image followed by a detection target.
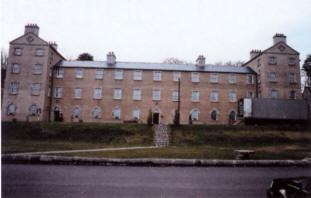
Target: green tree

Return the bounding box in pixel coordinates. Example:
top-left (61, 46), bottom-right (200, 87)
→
top-left (77, 53), bottom-right (94, 61)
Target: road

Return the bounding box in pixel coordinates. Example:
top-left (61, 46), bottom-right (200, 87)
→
top-left (2, 164), bottom-right (311, 198)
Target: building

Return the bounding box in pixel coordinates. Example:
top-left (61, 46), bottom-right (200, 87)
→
top-left (1, 24), bottom-right (302, 124)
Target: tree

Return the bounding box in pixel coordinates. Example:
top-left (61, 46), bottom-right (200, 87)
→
top-left (303, 54), bottom-right (311, 87)
top-left (214, 60), bottom-right (244, 66)
top-left (173, 109), bottom-right (180, 126)
top-left (77, 53), bottom-right (93, 61)
top-left (163, 57), bottom-right (189, 64)
top-left (147, 109), bottom-right (153, 126)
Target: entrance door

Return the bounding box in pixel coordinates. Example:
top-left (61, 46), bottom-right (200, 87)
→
top-left (153, 113), bottom-right (159, 124)
top-left (54, 107), bottom-right (60, 121)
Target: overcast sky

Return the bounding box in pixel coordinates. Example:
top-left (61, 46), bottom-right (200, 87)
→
top-left (1, 0), bottom-right (310, 64)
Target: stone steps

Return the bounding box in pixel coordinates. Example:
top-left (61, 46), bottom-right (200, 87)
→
top-left (154, 124), bottom-right (169, 147)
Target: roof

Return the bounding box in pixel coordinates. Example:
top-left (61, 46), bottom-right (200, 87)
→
top-left (57, 60), bottom-right (256, 74)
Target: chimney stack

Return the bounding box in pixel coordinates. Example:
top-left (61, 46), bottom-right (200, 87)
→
top-left (48, 41), bottom-right (58, 50)
top-left (107, 51), bottom-right (116, 66)
top-left (250, 49), bottom-right (261, 59)
top-left (273, 33), bottom-right (286, 44)
top-left (196, 55), bottom-right (206, 67)
top-left (24, 24), bottom-right (39, 36)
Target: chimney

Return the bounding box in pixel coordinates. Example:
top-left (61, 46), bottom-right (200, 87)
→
top-left (24, 24), bottom-right (39, 36)
top-left (48, 41), bottom-right (58, 50)
top-left (273, 33), bottom-right (286, 44)
top-left (250, 49), bottom-right (261, 59)
top-left (107, 51), bottom-right (116, 66)
top-left (196, 55), bottom-right (205, 67)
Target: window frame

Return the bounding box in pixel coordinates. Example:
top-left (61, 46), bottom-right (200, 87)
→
top-left (95, 69), bottom-right (104, 79)
top-left (33, 64), bottom-right (43, 74)
top-left (113, 108), bottom-right (121, 119)
top-left (132, 109), bottom-right (140, 120)
top-left (115, 69), bottom-right (123, 80)
top-left (35, 48), bottom-right (45, 56)
top-left (93, 88), bottom-right (102, 99)
top-left (153, 88), bottom-right (161, 101)
top-left (14, 48), bottom-right (22, 56)
top-left (55, 87), bottom-right (62, 98)
top-left (192, 91), bottom-right (199, 102)
top-left (210, 73), bottom-right (218, 83)
top-left (229, 91), bottom-right (237, 102)
top-left (31, 83), bottom-right (41, 96)
top-left (270, 90), bottom-right (278, 99)
top-left (133, 70), bottom-right (142, 80)
top-left (289, 73), bottom-right (296, 83)
top-left (228, 73), bottom-right (236, 84)
top-left (288, 57), bottom-right (296, 66)
top-left (56, 67), bottom-right (64, 78)
top-left (269, 72), bottom-right (277, 82)
top-left (191, 72), bottom-right (199, 83)
top-left (9, 81), bottom-right (18, 95)
top-left (153, 71), bottom-right (162, 81)
top-left (74, 87), bottom-right (82, 99)
top-left (7, 104), bottom-right (16, 115)
top-left (12, 63), bottom-right (20, 74)
top-left (114, 88), bottom-right (122, 100)
top-left (76, 68), bottom-right (83, 79)
top-left (268, 56), bottom-right (277, 65)
top-left (133, 89), bottom-right (141, 100)
top-left (211, 91), bottom-right (218, 102)
top-left (173, 72), bottom-right (181, 82)
top-left (191, 109), bottom-right (199, 120)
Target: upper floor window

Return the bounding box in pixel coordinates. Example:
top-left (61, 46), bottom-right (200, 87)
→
top-left (56, 67), bottom-right (64, 78)
top-left (191, 109), bottom-right (199, 120)
top-left (211, 91), bottom-right (218, 102)
top-left (192, 91), bottom-right (199, 102)
top-left (115, 69), bottom-right (123, 80)
top-left (289, 73), bottom-right (296, 83)
top-left (9, 81), bottom-right (18, 95)
top-left (74, 87), bottom-right (82, 99)
top-left (192, 72), bottom-right (199, 82)
top-left (31, 83), bottom-right (40, 95)
top-left (229, 91), bottom-right (237, 102)
top-left (268, 56), bottom-right (277, 65)
top-left (153, 89), bottom-right (161, 100)
top-left (270, 90), bottom-right (277, 99)
top-left (29, 104), bottom-right (38, 116)
top-left (73, 107), bottom-right (80, 118)
top-left (247, 74), bottom-right (254, 84)
top-left (7, 104), bottom-right (16, 115)
top-left (76, 68), bottom-right (83, 78)
top-left (14, 48), bottom-right (22, 56)
top-left (289, 90), bottom-right (296, 100)
top-left (12, 63), bottom-right (20, 73)
top-left (153, 71), bottom-right (161, 81)
top-left (269, 72), bottom-right (277, 82)
top-left (132, 109), bottom-right (140, 120)
top-left (288, 57), bottom-right (296, 66)
top-left (228, 74), bottom-right (236, 84)
top-left (95, 69), bottom-right (104, 79)
top-left (173, 72), bottom-right (181, 82)
top-left (93, 88), bottom-right (102, 99)
top-left (133, 89), bottom-right (141, 100)
top-left (55, 87), bottom-right (62, 98)
top-left (114, 88), bottom-right (122, 99)
top-left (257, 59), bottom-right (261, 67)
top-left (133, 70), bottom-right (142, 80)
top-left (210, 73), bottom-right (218, 83)
top-left (33, 64), bottom-right (42, 74)
top-left (35, 49), bottom-right (44, 56)
top-left (247, 91), bottom-right (254, 98)
top-left (173, 90), bottom-right (179, 101)
top-left (113, 108), bottom-right (121, 119)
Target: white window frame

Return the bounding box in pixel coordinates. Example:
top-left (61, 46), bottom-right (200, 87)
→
top-left (192, 91), bottom-right (199, 102)
top-left (153, 89), bottom-right (161, 101)
top-left (270, 90), bottom-right (278, 99)
top-left (211, 91), bottom-right (218, 102)
top-left (73, 107), bottom-right (80, 118)
top-left (133, 89), bottom-right (141, 100)
top-left (268, 56), bottom-right (277, 64)
top-left (229, 91), bottom-right (237, 102)
top-left (247, 74), bottom-right (254, 84)
top-left (288, 57), bottom-right (296, 66)
top-left (74, 87), bottom-right (82, 99)
top-left (191, 109), bottom-right (199, 120)
top-left (55, 87), bottom-right (62, 98)
top-left (113, 108), bottom-right (121, 119)
top-left (29, 105), bottom-right (38, 116)
top-left (192, 72), bottom-right (199, 82)
top-left (153, 71), bottom-right (162, 81)
top-left (7, 104), bottom-right (16, 115)
top-left (95, 69), bottom-right (104, 79)
top-left (173, 72), bottom-right (181, 82)
top-left (93, 88), bottom-right (102, 99)
top-left (33, 64), bottom-right (42, 74)
top-left (31, 83), bottom-right (40, 95)
top-left (12, 63), bottom-right (20, 73)
top-left (35, 49), bottom-right (44, 56)
top-left (269, 72), bottom-right (276, 82)
top-left (14, 48), bottom-right (22, 56)
top-left (115, 69), bottom-right (123, 80)
top-left (289, 73), bottom-right (296, 83)
top-left (92, 107), bottom-right (101, 118)
top-left (210, 73), bottom-right (218, 83)
top-left (133, 70), bottom-right (142, 80)
top-left (56, 67), bottom-right (64, 78)
top-left (76, 68), bottom-right (83, 78)
top-left (228, 73), bottom-right (236, 84)
top-left (9, 81), bottom-right (18, 95)
top-left (132, 109), bottom-right (140, 120)
top-left (114, 88), bottom-right (122, 100)
top-left (173, 90), bottom-right (179, 101)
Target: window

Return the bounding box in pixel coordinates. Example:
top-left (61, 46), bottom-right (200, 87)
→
top-left (92, 107), bottom-right (101, 118)
top-left (247, 91), bottom-right (254, 98)
top-left (228, 74), bottom-right (236, 84)
top-left (192, 91), bottom-right (199, 102)
top-left (173, 72), bottom-right (181, 82)
top-left (210, 73), bottom-right (218, 83)
top-left (133, 89), bottom-right (141, 100)
top-left (55, 87), bottom-right (62, 98)
top-left (35, 49), bottom-right (44, 56)
top-left (173, 90), bottom-right (179, 101)
top-left (56, 67), bottom-right (64, 78)
top-left (33, 64), bottom-right (42, 74)
top-left (153, 71), bottom-right (161, 81)
top-left (268, 56), bottom-right (277, 64)
top-left (211, 110), bottom-right (217, 121)
top-left (95, 69), bottom-right (104, 79)
top-left (7, 104), bottom-right (16, 115)
top-left (133, 70), bottom-right (142, 80)
top-left (290, 90), bottom-right (296, 99)
top-left (12, 63), bottom-right (20, 73)
top-left (257, 59), bottom-right (261, 67)
top-left (247, 74), bottom-right (253, 84)
top-left (269, 72), bottom-right (277, 82)
top-left (73, 107), bottom-right (80, 118)
top-left (9, 81), bottom-right (18, 95)
top-left (191, 109), bottom-right (199, 120)
top-left (48, 86), bottom-right (51, 97)
top-left (114, 88), bottom-right (122, 99)
top-left (14, 48), bottom-right (22, 56)
top-left (113, 108), bottom-right (121, 119)
top-left (270, 90), bottom-right (277, 99)
top-left (289, 73), bottom-right (296, 83)
top-left (229, 91), bottom-right (237, 102)
top-left (74, 88), bottom-right (82, 99)
top-left (132, 109), bottom-right (140, 120)
top-left (29, 105), bottom-right (38, 116)
top-left (229, 111), bottom-right (236, 122)
top-left (76, 68), bottom-right (83, 78)
top-left (31, 83), bottom-right (40, 95)
top-left (153, 89), bottom-right (161, 100)
top-left (211, 91), bottom-right (218, 102)
top-left (115, 69), bottom-right (123, 80)
top-left (288, 57), bottom-right (296, 66)
top-left (192, 72), bottom-right (199, 82)
top-left (93, 88), bottom-right (102, 99)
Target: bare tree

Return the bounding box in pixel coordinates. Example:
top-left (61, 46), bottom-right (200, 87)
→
top-left (214, 60), bottom-right (244, 66)
top-left (163, 57), bottom-right (189, 64)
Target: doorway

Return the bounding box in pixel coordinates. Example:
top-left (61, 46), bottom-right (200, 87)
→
top-left (153, 113), bottom-right (159, 124)
top-left (54, 107), bottom-right (60, 121)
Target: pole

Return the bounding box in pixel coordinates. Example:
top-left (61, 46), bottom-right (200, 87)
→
top-left (177, 77), bottom-right (181, 124)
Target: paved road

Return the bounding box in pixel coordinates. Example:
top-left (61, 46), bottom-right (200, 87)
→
top-left (2, 164), bottom-right (311, 198)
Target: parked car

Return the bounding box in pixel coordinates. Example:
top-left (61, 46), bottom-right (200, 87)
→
top-left (266, 177), bottom-right (311, 198)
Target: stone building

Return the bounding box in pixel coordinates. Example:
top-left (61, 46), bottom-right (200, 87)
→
top-left (1, 24), bottom-right (302, 124)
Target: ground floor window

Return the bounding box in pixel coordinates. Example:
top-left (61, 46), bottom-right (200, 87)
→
top-left (7, 104), bottom-right (16, 115)
top-left (211, 110), bottom-right (218, 121)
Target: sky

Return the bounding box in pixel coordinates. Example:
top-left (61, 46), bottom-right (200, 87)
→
top-left (1, 0), bottom-right (311, 64)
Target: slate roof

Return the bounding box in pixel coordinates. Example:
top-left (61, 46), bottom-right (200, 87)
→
top-left (58, 60), bottom-right (255, 74)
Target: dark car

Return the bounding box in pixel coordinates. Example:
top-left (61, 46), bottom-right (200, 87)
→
top-left (267, 177), bottom-right (311, 198)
